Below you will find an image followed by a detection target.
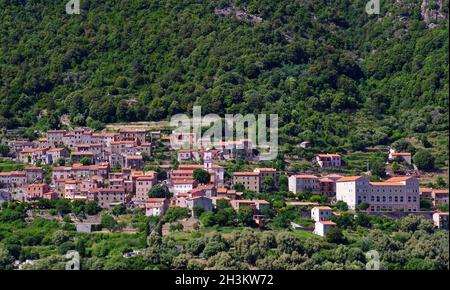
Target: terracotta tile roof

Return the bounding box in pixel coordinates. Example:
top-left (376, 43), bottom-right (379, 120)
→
top-left (24, 166), bottom-right (43, 171)
top-left (47, 148), bottom-right (66, 152)
top-left (127, 155), bottom-right (143, 160)
top-left (337, 176), bottom-right (363, 182)
top-left (319, 221), bottom-right (336, 225)
top-left (420, 187), bottom-right (433, 193)
top-left (146, 198), bottom-right (166, 203)
top-left (317, 154), bottom-right (340, 158)
top-left (386, 176), bottom-right (415, 182)
top-left (173, 179), bottom-right (196, 185)
top-left (285, 201), bottom-right (319, 206)
top-left (370, 182), bottom-right (405, 187)
top-left (0, 171), bottom-right (25, 176)
top-left (313, 206), bottom-right (332, 210)
top-left (71, 151), bottom-right (94, 156)
top-left (391, 152), bottom-right (411, 156)
top-left (254, 168), bottom-right (277, 172)
top-left (293, 174), bottom-right (318, 179)
top-left (233, 172), bottom-right (259, 176)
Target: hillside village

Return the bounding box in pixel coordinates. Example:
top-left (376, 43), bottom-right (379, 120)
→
top-left (0, 126), bottom-right (448, 243)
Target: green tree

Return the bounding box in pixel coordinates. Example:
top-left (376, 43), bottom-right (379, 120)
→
top-left (334, 201), bottom-right (349, 212)
top-left (192, 205), bottom-right (205, 218)
top-left (0, 245), bottom-right (14, 270)
top-left (238, 206), bottom-right (255, 226)
top-left (391, 161), bottom-right (399, 173)
top-left (111, 204), bottom-right (126, 216)
top-left (200, 211), bottom-right (216, 227)
top-left (193, 169), bottom-right (210, 184)
top-left (233, 183), bottom-right (245, 192)
top-left (0, 144), bottom-right (10, 157)
top-left (420, 198), bottom-right (433, 210)
top-left (85, 201), bottom-right (101, 215)
top-left (262, 176), bottom-right (275, 193)
top-left (164, 207), bottom-right (189, 223)
top-left (101, 214), bottom-right (117, 231)
top-left (148, 184), bottom-right (171, 199)
top-left (370, 157), bottom-right (386, 178)
top-left (435, 176), bottom-right (447, 188)
top-left (55, 199), bottom-right (71, 216)
top-left (79, 157), bottom-right (91, 166)
top-left (325, 227), bottom-right (347, 244)
top-left (169, 222), bottom-right (184, 232)
top-left (278, 175), bottom-right (289, 192)
top-left (357, 202), bottom-right (370, 211)
top-left (413, 150), bottom-right (435, 171)
top-left (216, 199), bottom-right (232, 210)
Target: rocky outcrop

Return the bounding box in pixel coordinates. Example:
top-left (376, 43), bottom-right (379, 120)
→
top-left (421, 0), bottom-right (448, 28)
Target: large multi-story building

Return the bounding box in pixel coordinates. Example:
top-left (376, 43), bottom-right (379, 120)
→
top-left (315, 154), bottom-right (341, 168)
top-left (135, 174), bottom-right (157, 202)
top-left (145, 198), bottom-right (169, 217)
top-left (233, 172), bottom-right (260, 192)
top-left (336, 176), bottom-right (420, 212)
top-left (288, 175), bottom-right (320, 194)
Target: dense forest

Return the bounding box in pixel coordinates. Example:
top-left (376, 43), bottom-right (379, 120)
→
top-left (0, 0), bottom-right (448, 151)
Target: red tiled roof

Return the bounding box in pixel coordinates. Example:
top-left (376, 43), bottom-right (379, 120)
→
top-left (386, 176), bottom-right (415, 182)
top-left (391, 152), bottom-right (411, 156)
top-left (337, 176), bottom-right (363, 182)
top-left (319, 221), bottom-right (336, 225)
top-left (317, 154), bottom-right (340, 158)
top-left (370, 182), bottom-right (405, 187)
top-left (233, 172), bottom-right (259, 176)
top-left (293, 174), bottom-right (318, 179)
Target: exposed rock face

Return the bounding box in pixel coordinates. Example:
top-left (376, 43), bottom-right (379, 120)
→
top-left (421, 0), bottom-right (448, 28)
top-left (214, 5), bottom-right (263, 24)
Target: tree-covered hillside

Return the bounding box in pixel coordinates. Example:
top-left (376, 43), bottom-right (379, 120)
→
top-left (0, 0), bottom-right (448, 150)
